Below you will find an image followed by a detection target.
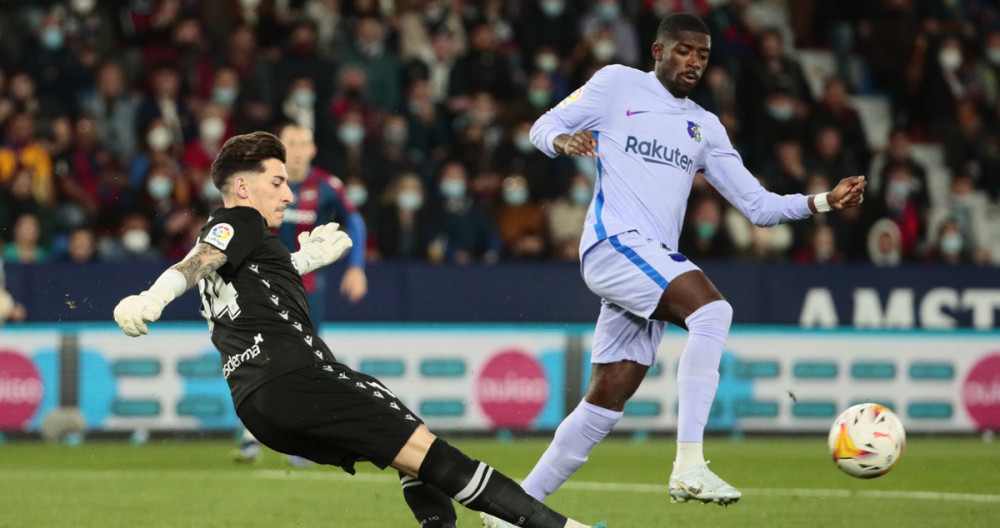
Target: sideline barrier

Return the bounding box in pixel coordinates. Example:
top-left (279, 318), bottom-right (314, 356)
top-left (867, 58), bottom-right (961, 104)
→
top-left (1, 323), bottom-right (997, 434)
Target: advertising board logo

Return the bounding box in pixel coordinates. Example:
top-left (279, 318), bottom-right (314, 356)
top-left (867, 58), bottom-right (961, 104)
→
top-left (963, 353), bottom-right (1000, 429)
top-left (476, 349), bottom-right (548, 429)
top-left (0, 349), bottom-right (44, 429)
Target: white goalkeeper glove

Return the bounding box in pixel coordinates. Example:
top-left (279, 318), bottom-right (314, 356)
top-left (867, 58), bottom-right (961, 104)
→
top-left (291, 222), bottom-right (353, 275)
top-left (114, 269), bottom-right (187, 337)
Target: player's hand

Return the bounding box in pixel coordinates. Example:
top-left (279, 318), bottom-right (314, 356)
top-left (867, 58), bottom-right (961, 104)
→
top-left (296, 222), bottom-right (353, 269)
top-left (555, 130), bottom-right (598, 157)
top-left (113, 292), bottom-right (168, 337)
top-left (340, 266), bottom-right (368, 303)
top-left (828, 175), bottom-right (866, 210)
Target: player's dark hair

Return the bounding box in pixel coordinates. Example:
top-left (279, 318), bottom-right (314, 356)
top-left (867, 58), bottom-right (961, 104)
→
top-left (211, 131), bottom-right (286, 192)
top-left (656, 13), bottom-right (710, 43)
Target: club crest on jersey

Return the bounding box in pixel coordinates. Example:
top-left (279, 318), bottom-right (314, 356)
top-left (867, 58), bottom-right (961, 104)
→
top-left (203, 223), bottom-right (234, 250)
top-left (687, 121), bottom-right (702, 143)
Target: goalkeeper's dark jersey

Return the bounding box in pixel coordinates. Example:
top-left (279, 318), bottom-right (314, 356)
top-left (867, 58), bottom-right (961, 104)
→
top-left (197, 206), bottom-right (335, 405)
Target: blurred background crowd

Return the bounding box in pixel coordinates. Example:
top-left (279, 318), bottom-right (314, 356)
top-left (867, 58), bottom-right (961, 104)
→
top-left (1, 0), bottom-right (1000, 268)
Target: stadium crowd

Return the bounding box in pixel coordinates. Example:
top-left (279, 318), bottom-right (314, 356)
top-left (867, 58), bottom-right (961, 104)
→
top-left (1, 0), bottom-right (1000, 268)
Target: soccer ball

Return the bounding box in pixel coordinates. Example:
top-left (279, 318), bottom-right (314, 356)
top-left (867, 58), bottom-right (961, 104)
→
top-left (828, 403), bottom-right (905, 479)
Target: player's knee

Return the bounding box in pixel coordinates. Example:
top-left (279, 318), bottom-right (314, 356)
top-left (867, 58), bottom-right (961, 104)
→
top-left (685, 300), bottom-right (732, 343)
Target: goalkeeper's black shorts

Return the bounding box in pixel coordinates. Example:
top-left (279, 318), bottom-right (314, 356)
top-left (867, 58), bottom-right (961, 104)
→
top-left (237, 362), bottom-right (423, 474)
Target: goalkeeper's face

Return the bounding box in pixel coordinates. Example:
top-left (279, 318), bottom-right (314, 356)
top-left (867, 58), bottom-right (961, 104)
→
top-left (238, 158), bottom-right (295, 228)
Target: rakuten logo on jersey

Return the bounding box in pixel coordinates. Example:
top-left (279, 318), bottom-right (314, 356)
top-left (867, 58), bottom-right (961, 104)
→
top-left (476, 349), bottom-right (548, 429)
top-left (0, 349), bottom-right (44, 429)
top-left (624, 136), bottom-right (694, 172)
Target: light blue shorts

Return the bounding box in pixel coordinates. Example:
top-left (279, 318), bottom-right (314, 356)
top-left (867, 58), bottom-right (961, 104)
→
top-left (581, 230), bottom-right (701, 366)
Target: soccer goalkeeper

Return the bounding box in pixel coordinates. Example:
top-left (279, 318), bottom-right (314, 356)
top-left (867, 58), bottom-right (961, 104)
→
top-left (113, 131), bottom-right (604, 528)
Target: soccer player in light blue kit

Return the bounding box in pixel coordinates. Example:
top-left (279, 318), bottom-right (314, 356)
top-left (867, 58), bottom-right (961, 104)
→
top-left (484, 14), bottom-right (865, 524)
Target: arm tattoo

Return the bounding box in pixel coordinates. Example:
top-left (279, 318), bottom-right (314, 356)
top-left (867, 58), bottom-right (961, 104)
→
top-left (170, 243), bottom-right (228, 289)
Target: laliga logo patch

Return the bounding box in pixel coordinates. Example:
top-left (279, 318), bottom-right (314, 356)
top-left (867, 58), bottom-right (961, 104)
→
top-left (687, 121), bottom-right (702, 143)
top-left (558, 86), bottom-right (584, 109)
top-left (203, 223), bottom-right (235, 250)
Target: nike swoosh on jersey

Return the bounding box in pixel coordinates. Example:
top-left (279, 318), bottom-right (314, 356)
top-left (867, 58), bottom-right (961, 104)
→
top-left (626, 109), bottom-right (650, 116)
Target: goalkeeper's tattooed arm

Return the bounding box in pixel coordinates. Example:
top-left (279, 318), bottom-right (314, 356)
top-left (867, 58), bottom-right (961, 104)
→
top-left (114, 243), bottom-right (228, 337)
top-left (172, 243), bottom-right (229, 289)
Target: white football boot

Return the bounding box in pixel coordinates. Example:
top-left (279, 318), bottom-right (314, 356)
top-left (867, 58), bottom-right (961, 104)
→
top-left (668, 462), bottom-right (741, 505)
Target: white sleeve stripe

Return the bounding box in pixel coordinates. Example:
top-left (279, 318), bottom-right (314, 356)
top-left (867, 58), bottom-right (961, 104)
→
top-left (455, 463), bottom-right (493, 505)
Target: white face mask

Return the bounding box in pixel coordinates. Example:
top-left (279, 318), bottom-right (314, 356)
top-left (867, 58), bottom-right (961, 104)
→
top-left (987, 47), bottom-right (1000, 66)
top-left (147, 127), bottom-right (172, 151)
top-left (592, 40), bottom-right (616, 62)
top-left (397, 190), bottom-right (423, 210)
top-left (570, 186), bottom-right (592, 205)
top-left (346, 185), bottom-right (368, 207)
top-left (290, 89), bottom-right (315, 107)
top-left (147, 174), bottom-right (173, 200)
top-left (503, 187), bottom-right (528, 206)
top-left (940, 233), bottom-right (963, 256)
top-left (513, 133), bottom-right (534, 153)
top-left (199, 117), bottom-right (225, 143)
top-left (939, 48), bottom-right (962, 70)
top-left (440, 179), bottom-right (466, 199)
top-left (767, 102), bottom-right (795, 121)
top-left (339, 124), bottom-right (365, 146)
top-left (71, 0), bottom-right (96, 14)
top-left (122, 229), bottom-right (151, 254)
top-left (540, 0), bottom-right (565, 18)
top-left (535, 53), bottom-right (559, 73)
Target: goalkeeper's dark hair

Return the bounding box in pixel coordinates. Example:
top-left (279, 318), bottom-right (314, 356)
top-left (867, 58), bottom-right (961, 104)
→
top-left (656, 13), bottom-right (710, 44)
top-left (211, 131), bottom-right (286, 192)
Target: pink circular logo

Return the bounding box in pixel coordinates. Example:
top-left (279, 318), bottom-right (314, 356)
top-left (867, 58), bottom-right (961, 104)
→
top-left (0, 349), bottom-right (44, 429)
top-left (476, 350), bottom-right (548, 429)
top-left (963, 353), bottom-right (1000, 429)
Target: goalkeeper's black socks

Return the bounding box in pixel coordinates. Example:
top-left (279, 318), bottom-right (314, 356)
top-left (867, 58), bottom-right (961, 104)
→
top-left (399, 471), bottom-right (458, 528)
top-left (417, 438), bottom-right (569, 528)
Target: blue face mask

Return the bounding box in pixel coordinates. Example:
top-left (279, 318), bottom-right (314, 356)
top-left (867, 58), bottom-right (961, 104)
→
top-left (440, 179), bottom-right (466, 199)
top-left (540, 0), bottom-right (565, 17)
top-left (346, 185), bottom-right (368, 207)
top-left (212, 87), bottom-right (238, 105)
top-left (42, 27), bottom-right (64, 50)
top-left (570, 186), bottom-right (591, 205)
top-left (291, 89), bottom-right (315, 107)
top-left (504, 187), bottom-right (529, 206)
top-left (696, 222), bottom-right (717, 239)
top-left (339, 124), bottom-right (365, 146)
top-left (147, 175), bottom-right (174, 200)
top-left (397, 190), bottom-right (423, 211)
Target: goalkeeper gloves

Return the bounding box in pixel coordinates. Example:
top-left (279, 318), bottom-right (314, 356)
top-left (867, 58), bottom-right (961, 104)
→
top-left (114, 269), bottom-right (187, 337)
top-left (291, 222), bottom-right (353, 275)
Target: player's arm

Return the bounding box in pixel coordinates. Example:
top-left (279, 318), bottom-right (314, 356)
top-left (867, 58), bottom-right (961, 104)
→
top-left (291, 222), bottom-right (353, 276)
top-left (113, 243), bottom-right (228, 337)
top-left (529, 66), bottom-right (615, 158)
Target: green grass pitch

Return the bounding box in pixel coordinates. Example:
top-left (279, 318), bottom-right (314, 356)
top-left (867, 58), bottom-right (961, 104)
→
top-left (1, 435), bottom-right (998, 528)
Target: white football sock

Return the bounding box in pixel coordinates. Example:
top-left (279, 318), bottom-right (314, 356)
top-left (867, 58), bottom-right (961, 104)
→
top-left (676, 300), bottom-right (732, 450)
top-left (674, 441), bottom-right (705, 473)
top-left (522, 400), bottom-right (622, 500)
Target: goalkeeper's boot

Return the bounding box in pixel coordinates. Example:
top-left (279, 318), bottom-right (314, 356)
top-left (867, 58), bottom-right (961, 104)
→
top-left (233, 439), bottom-right (261, 464)
top-left (669, 461), bottom-right (741, 505)
top-left (481, 513), bottom-right (607, 528)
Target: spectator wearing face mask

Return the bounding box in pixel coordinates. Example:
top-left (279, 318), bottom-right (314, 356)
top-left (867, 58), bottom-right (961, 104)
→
top-left (3, 212), bottom-right (49, 264)
top-left (736, 28), bottom-right (813, 129)
top-left (926, 218), bottom-right (970, 265)
top-left (867, 163), bottom-right (925, 259)
top-left (136, 63), bottom-right (194, 148)
top-left (128, 118), bottom-right (181, 207)
top-left (793, 223), bottom-right (844, 265)
top-left (547, 173), bottom-right (592, 261)
top-left (426, 160), bottom-right (500, 265)
top-left (342, 16), bottom-right (401, 112)
top-left (678, 195), bottom-right (735, 260)
top-left (926, 173), bottom-right (992, 265)
top-left (747, 87), bottom-right (810, 172)
top-left (579, 0), bottom-right (640, 67)
top-left (80, 61), bottom-right (141, 162)
top-left (98, 211), bottom-right (160, 261)
top-left (374, 172), bottom-right (430, 260)
top-left (492, 173), bottom-right (549, 259)
top-left (493, 119), bottom-right (575, 201)
top-left (182, 104), bottom-right (230, 205)
top-left (867, 218), bottom-right (902, 267)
